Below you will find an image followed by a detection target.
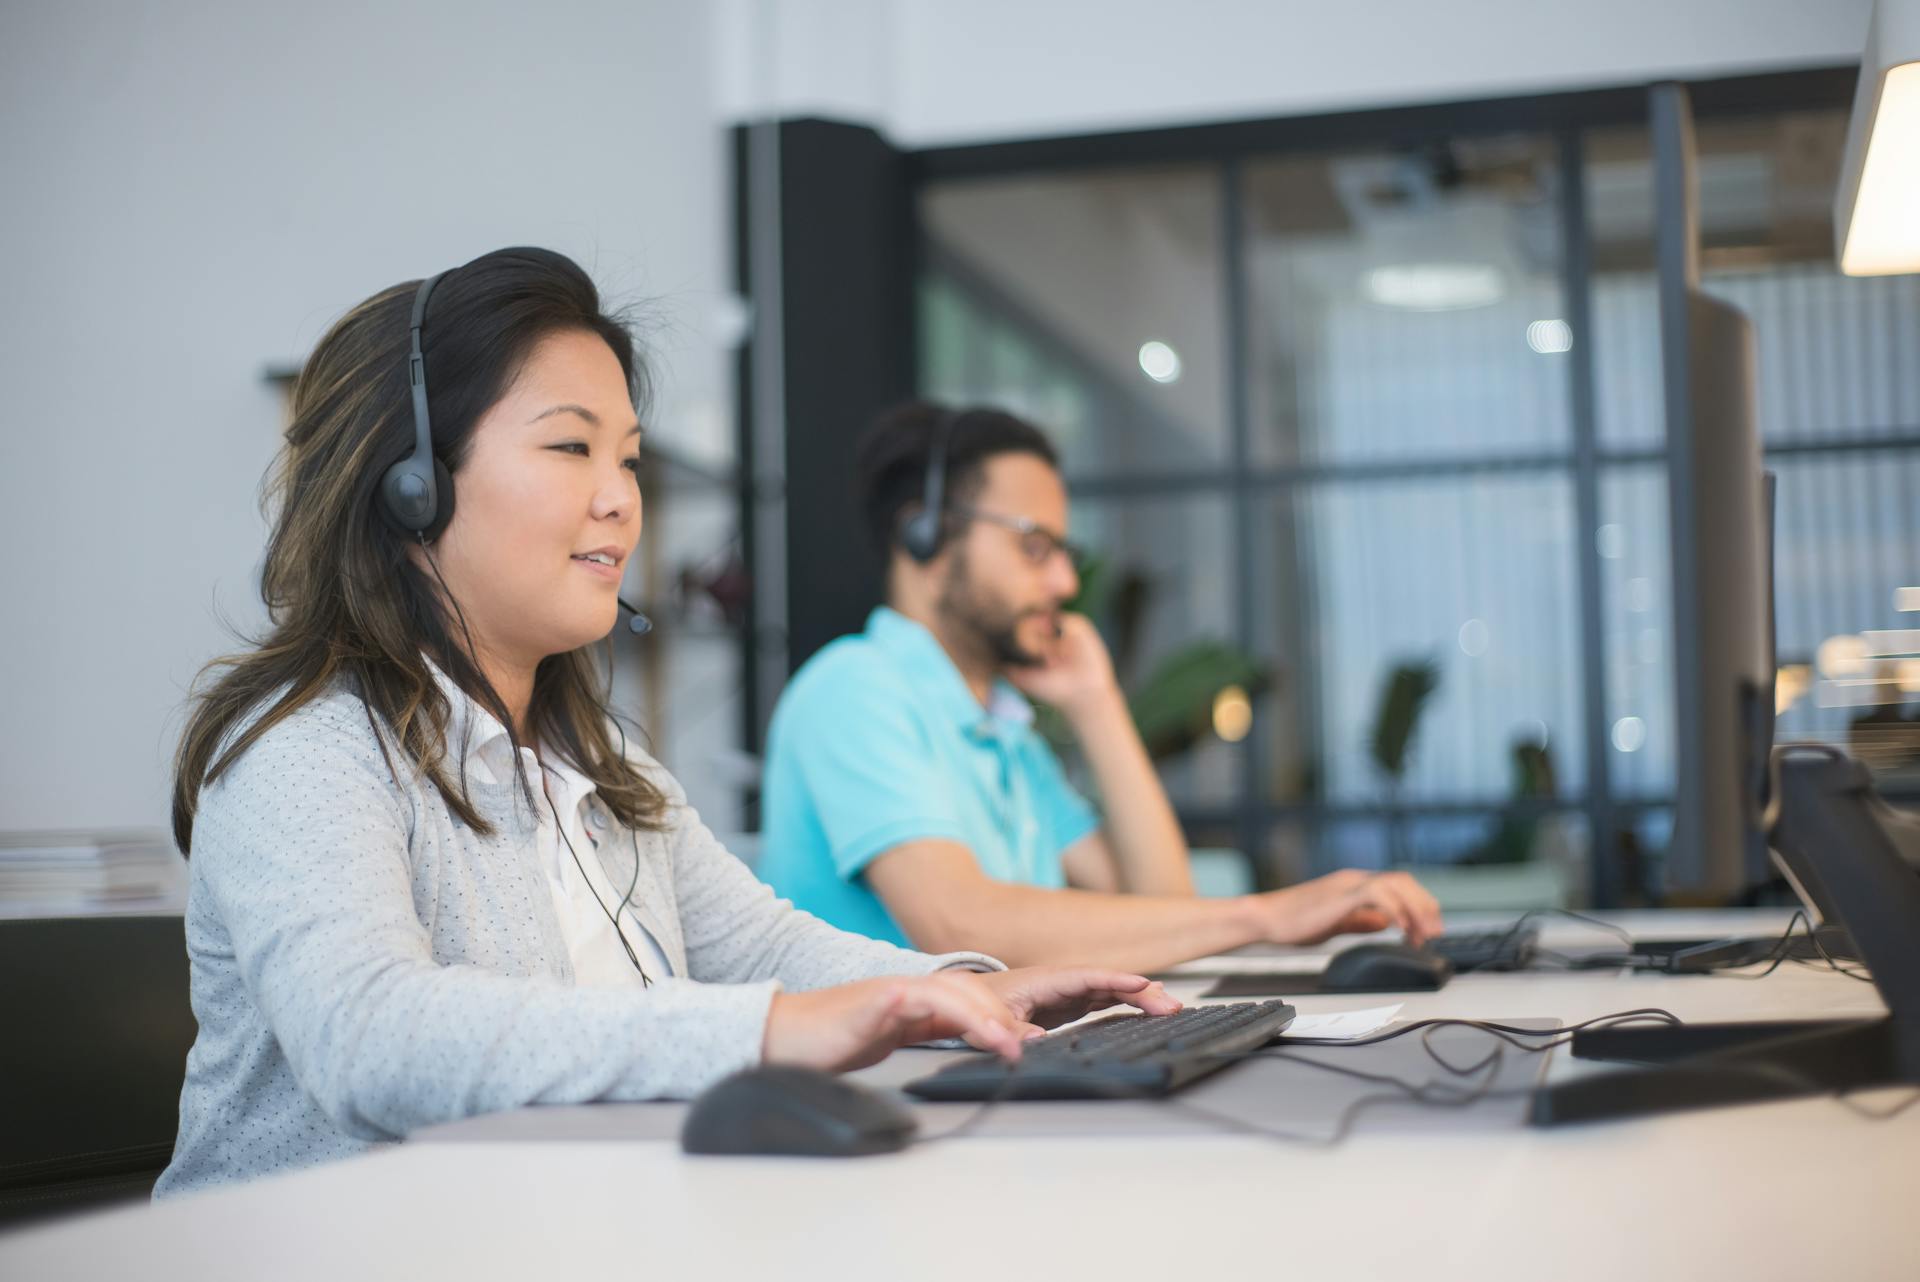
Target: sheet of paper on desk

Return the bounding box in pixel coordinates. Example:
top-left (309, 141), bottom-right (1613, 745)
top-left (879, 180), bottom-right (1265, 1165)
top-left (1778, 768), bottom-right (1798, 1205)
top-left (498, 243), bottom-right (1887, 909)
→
top-left (1279, 1004), bottom-right (1403, 1040)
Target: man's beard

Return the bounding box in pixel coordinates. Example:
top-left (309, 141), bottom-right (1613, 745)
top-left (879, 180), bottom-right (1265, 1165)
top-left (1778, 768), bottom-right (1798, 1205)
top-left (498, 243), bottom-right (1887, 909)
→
top-left (936, 544), bottom-right (1050, 668)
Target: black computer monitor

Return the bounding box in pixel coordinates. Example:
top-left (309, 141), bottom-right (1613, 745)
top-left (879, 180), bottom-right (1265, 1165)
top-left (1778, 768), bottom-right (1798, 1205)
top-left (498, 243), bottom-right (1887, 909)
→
top-left (1526, 83), bottom-right (1920, 1124)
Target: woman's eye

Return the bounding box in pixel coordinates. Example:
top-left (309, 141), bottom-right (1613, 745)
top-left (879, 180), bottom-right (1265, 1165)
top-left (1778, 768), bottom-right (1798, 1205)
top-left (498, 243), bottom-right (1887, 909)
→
top-left (623, 456), bottom-right (643, 477)
top-left (551, 441), bottom-right (590, 456)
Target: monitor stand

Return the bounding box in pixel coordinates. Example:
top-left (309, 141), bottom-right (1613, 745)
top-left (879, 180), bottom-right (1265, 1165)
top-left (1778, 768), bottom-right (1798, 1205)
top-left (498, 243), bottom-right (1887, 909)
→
top-left (1531, 748), bottom-right (1920, 1125)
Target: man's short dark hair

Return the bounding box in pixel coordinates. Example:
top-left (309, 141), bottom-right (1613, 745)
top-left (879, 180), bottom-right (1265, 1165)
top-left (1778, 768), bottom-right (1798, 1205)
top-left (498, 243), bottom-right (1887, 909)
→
top-left (854, 401), bottom-right (1061, 558)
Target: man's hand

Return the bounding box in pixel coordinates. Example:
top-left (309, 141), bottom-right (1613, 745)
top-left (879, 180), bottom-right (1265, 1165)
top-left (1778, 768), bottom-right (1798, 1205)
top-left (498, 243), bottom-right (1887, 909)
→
top-left (761, 967), bottom-right (1179, 1073)
top-left (1244, 869), bottom-right (1444, 947)
top-left (1003, 613), bottom-right (1120, 720)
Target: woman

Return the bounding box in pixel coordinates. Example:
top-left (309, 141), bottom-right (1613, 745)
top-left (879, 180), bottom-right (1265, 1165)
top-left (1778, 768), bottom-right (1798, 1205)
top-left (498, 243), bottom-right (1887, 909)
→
top-left (158, 247), bottom-right (1176, 1196)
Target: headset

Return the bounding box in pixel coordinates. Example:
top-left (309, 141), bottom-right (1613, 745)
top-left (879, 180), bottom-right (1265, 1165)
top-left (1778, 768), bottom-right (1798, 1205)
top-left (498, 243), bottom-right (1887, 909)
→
top-left (382, 267), bottom-right (651, 636)
top-left (900, 408), bottom-right (960, 563)
top-left (380, 272), bottom-right (454, 540)
top-left (384, 267), bottom-right (657, 984)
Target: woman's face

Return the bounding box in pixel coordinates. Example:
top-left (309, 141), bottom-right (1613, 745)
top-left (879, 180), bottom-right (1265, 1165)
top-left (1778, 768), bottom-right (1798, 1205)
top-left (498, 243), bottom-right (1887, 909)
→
top-left (425, 328), bottom-right (642, 672)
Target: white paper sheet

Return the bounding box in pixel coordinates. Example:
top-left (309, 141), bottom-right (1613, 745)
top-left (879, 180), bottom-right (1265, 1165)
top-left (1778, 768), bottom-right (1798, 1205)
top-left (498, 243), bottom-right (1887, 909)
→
top-left (1278, 1003), bottom-right (1404, 1041)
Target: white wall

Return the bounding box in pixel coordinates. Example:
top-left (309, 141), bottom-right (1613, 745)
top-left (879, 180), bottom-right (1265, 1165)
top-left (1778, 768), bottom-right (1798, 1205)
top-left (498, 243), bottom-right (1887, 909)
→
top-left (2, 0), bottom-right (1876, 839)
top-left (0, 0), bottom-right (735, 834)
top-left (724, 0), bottom-right (1870, 144)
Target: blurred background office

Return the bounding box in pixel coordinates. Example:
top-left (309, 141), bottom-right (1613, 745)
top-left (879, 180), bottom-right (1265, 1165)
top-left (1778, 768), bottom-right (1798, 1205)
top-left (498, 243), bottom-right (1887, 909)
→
top-left (2, 0), bottom-right (1912, 919)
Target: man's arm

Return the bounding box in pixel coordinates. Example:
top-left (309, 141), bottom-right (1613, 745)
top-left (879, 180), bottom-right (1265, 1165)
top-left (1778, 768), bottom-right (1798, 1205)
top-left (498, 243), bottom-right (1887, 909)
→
top-left (1060, 831), bottom-right (1121, 892)
top-left (1009, 615), bottom-right (1193, 896)
top-left (864, 838), bottom-right (1442, 972)
top-left (867, 839), bottom-right (1253, 970)
top-left (1063, 691), bottom-right (1194, 895)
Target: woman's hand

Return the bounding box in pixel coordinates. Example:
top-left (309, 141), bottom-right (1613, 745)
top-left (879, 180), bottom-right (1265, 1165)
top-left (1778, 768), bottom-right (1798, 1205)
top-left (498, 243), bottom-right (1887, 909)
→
top-left (761, 967), bottom-right (1180, 1073)
top-left (975, 966), bottom-right (1180, 1032)
top-left (1245, 869), bottom-right (1443, 947)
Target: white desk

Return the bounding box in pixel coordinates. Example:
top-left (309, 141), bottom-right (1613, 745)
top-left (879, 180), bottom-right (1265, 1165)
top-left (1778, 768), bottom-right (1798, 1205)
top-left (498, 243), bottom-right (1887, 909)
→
top-left (5, 910), bottom-right (1916, 1281)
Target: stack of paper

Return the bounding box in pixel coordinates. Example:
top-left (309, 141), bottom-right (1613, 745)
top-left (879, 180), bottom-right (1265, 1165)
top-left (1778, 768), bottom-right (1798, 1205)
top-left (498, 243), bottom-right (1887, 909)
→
top-left (0, 829), bottom-right (187, 918)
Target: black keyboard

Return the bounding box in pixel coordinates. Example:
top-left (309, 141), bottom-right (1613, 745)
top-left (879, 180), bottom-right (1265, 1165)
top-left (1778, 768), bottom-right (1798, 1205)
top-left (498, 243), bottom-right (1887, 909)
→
top-left (1427, 924), bottom-right (1541, 972)
top-left (904, 999), bottom-right (1297, 1101)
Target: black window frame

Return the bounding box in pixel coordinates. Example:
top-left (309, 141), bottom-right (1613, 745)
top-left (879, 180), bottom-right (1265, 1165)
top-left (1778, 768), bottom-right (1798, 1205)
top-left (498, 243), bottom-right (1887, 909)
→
top-left (902, 65), bottom-right (1864, 905)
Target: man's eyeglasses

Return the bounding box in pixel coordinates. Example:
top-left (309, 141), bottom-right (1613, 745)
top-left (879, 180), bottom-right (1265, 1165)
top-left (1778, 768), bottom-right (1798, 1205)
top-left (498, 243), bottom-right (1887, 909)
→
top-left (949, 505), bottom-right (1086, 569)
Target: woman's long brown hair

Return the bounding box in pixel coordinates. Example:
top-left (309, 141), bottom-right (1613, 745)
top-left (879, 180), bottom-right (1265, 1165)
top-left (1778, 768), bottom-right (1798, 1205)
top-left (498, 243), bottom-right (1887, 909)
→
top-left (172, 247), bottom-right (666, 853)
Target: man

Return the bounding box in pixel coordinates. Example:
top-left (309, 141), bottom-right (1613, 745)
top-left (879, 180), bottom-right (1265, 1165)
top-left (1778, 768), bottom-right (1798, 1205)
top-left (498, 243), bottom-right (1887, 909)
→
top-left (757, 402), bottom-right (1441, 973)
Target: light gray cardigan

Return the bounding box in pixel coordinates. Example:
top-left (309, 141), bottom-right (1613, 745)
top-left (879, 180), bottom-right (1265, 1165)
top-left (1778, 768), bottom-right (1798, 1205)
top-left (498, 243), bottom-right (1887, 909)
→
top-left (156, 687), bottom-right (998, 1197)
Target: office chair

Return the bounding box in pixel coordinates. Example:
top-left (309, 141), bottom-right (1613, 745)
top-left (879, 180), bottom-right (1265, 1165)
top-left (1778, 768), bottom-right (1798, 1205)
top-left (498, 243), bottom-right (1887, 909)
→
top-left (0, 915), bottom-right (196, 1227)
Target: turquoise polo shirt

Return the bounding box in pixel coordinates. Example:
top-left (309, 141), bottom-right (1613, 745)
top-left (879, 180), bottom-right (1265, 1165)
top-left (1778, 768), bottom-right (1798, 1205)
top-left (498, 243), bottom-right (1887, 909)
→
top-left (758, 607), bottom-right (1102, 946)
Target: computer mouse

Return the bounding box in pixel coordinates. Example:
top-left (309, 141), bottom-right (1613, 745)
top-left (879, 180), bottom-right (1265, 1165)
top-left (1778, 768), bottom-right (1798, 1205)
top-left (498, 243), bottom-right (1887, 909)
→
top-left (1319, 942), bottom-right (1454, 992)
top-left (680, 1065), bottom-right (919, 1157)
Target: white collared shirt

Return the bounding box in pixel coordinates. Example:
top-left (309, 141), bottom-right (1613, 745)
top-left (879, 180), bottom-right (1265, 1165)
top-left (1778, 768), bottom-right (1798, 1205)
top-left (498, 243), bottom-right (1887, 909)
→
top-left (429, 662), bottom-right (672, 987)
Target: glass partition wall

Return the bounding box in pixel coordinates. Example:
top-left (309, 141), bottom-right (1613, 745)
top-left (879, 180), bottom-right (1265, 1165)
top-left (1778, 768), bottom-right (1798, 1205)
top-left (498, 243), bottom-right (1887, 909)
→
top-left (912, 71), bottom-right (1916, 906)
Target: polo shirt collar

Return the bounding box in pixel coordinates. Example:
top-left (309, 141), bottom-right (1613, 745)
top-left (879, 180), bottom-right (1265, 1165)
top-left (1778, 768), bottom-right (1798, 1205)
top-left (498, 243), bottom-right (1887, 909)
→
top-left (865, 607), bottom-right (1035, 736)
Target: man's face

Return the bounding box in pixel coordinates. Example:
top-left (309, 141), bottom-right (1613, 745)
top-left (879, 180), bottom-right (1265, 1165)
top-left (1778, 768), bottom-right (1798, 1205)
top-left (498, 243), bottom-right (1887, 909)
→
top-left (935, 453), bottom-right (1080, 667)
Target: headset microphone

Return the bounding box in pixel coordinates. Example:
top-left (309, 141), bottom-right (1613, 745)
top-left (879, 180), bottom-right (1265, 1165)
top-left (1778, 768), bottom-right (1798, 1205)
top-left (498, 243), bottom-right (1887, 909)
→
top-left (618, 597), bottom-right (653, 636)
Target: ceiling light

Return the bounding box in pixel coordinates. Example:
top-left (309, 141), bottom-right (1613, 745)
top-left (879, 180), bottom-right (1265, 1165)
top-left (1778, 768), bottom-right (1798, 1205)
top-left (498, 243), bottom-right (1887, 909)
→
top-left (1526, 319), bottom-right (1573, 353)
top-left (1137, 341), bottom-right (1182, 384)
top-left (1837, 1), bottom-right (1920, 275)
top-left (1364, 263), bottom-right (1504, 311)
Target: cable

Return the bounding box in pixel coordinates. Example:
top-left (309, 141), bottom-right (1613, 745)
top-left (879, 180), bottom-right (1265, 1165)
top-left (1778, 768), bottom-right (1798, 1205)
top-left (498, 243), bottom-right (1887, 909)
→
top-left (912, 1003), bottom-right (1919, 1150)
top-left (1516, 910), bottom-right (1874, 982)
top-left (1147, 1049), bottom-right (1512, 1149)
top-left (542, 760), bottom-right (653, 988)
top-left (1662, 910), bottom-right (1871, 983)
top-left (912, 1056), bottom-right (1033, 1145)
top-left (916, 1037), bottom-right (1517, 1151)
top-left (1795, 920), bottom-right (1876, 982)
top-left (1278, 1008), bottom-right (1682, 1057)
top-left (416, 536), bottom-right (655, 988)
top-left (416, 534), bottom-right (544, 819)
top-left (608, 716), bottom-right (649, 970)
top-left (1690, 909), bottom-right (1809, 980)
top-left (1451, 908), bottom-right (1635, 971)
top-left (914, 1009), bottom-right (1658, 1148)
top-left (1502, 907), bottom-right (1637, 952)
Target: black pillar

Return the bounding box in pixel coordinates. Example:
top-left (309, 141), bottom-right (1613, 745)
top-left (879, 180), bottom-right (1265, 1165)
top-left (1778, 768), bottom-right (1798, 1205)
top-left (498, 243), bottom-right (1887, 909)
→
top-left (772, 118), bottom-right (916, 672)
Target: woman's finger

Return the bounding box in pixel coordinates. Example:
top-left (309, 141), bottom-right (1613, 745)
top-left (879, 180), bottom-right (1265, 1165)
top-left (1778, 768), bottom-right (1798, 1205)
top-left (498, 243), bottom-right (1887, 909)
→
top-left (893, 976), bottom-right (1025, 1058)
top-left (932, 971), bottom-right (1029, 1039)
top-left (1097, 979), bottom-right (1180, 1016)
top-left (991, 968), bottom-right (1177, 1029)
top-left (1028, 981), bottom-right (1183, 1030)
top-left (835, 984), bottom-right (909, 1070)
top-left (1004, 967), bottom-right (1152, 1010)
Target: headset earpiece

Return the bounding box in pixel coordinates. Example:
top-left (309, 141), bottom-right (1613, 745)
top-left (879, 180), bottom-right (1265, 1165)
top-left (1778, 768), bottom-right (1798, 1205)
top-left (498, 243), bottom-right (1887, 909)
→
top-left (900, 507), bottom-right (941, 563)
top-left (901, 409), bottom-right (957, 564)
top-left (380, 271), bottom-right (452, 538)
